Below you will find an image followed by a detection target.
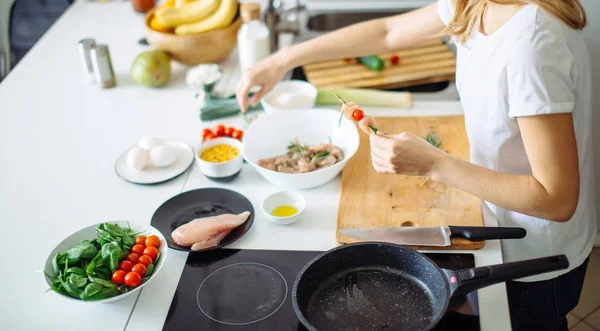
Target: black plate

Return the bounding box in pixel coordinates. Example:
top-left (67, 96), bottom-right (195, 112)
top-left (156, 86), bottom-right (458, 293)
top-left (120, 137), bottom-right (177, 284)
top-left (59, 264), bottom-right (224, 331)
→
top-left (151, 188), bottom-right (255, 252)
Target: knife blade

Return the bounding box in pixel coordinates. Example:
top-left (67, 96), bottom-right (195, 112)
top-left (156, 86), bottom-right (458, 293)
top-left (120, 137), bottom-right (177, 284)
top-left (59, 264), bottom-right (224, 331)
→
top-left (339, 225), bottom-right (527, 247)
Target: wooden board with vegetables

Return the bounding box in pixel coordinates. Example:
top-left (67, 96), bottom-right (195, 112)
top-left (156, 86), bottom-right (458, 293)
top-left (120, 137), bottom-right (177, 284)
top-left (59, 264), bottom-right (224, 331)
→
top-left (303, 39), bottom-right (456, 90)
top-left (336, 115), bottom-right (485, 250)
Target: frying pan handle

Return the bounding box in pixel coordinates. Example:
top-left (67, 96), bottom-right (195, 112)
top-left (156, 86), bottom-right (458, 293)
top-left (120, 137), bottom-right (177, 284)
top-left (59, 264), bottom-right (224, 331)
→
top-left (448, 226), bottom-right (526, 241)
top-left (446, 255), bottom-right (569, 297)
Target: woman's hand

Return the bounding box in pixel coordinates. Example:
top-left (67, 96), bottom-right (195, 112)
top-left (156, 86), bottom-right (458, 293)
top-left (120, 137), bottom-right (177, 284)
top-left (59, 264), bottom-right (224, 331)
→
top-left (369, 131), bottom-right (444, 177)
top-left (341, 102), bottom-right (377, 134)
top-left (236, 54), bottom-right (288, 112)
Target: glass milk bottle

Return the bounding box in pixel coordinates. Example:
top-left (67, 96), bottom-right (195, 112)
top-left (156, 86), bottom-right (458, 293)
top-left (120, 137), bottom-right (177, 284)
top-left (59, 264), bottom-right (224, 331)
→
top-left (237, 2), bottom-right (271, 71)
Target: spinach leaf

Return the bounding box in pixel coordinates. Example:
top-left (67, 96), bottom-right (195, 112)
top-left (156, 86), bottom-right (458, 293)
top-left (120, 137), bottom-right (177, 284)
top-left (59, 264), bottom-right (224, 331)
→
top-left (101, 242), bottom-right (121, 272)
top-left (65, 240), bottom-right (98, 262)
top-left (68, 273), bottom-right (88, 288)
top-left (93, 266), bottom-right (112, 280)
top-left (82, 283), bottom-right (103, 299)
top-left (58, 274), bottom-right (83, 299)
top-left (144, 264), bottom-right (154, 277)
top-left (44, 271), bottom-right (60, 285)
top-left (154, 252), bottom-right (160, 265)
top-left (88, 276), bottom-right (116, 289)
top-left (50, 282), bottom-right (67, 295)
top-left (86, 251), bottom-right (104, 275)
top-left (83, 286), bottom-right (118, 301)
top-left (52, 253), bottom-right (63, 275)
top-left (66, 267), bottom-right (86, 276)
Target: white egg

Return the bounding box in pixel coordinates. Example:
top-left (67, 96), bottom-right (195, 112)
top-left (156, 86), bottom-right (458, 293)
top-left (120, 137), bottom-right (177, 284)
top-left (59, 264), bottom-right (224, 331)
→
top-left (127, 147), bottom-right (148, 171)
top-left (150, 145), bottom-right (176, 167)
top-left (138, 137), bottom-right (162, 151)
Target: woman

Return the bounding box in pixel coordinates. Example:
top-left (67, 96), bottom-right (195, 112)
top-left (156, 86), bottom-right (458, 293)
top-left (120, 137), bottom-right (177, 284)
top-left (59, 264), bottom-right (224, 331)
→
top-left (236, 0), bottom-right (596, 329)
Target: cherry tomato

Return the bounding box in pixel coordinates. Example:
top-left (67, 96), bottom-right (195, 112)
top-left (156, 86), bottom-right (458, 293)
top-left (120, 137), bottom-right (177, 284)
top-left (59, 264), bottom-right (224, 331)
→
top-left (224, 127), bottom-right (235, 137)
top-left (119, 260), bottom-right (133, 272)
top-left (343, 58), bottom-right (352, 63)
top-left (202, 128), bottom-right (213, 140)
top-left (125, 272), bottom-right (142, 287)
top-left (135, 235), bottom-right (146, 245)
top-left (352, 109), bottom-right (365, 122)
top-left (112, 270), bottom-right (126, 284)
top-left (145, 235), bottom-right (161, 248)
top-left (205, 132), bottom-right (216, 141)
top-left (390, 55), bottom-right (400, 64)
top-left (131, 263), bottom-right (147, 277)
top-left (232, 130), bottom-right (243, 140)
top-left (215, 124), bottom-right (226, 137)
top-left (131, 244), bottom-right (145, 255)
top-left (138, 255), bottom-right (153, 266)
top-left (127, 253), bottom-right (140, 264)
top-left (143, 246), bottom-right (159, 261)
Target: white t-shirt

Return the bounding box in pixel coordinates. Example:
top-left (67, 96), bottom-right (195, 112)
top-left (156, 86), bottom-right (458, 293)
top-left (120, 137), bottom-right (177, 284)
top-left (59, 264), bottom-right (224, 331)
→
top-left (437, 0), bottom-right (597, 282)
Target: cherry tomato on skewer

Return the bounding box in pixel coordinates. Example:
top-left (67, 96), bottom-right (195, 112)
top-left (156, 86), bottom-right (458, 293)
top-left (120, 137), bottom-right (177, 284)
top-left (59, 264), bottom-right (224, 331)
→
top-left (352, 109), bottom-right (365, 122)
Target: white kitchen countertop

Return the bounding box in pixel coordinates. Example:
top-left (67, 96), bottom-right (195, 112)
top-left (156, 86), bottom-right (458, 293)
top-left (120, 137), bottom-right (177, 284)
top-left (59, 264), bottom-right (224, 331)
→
top-left (0, 1), bottom-right (510, 330)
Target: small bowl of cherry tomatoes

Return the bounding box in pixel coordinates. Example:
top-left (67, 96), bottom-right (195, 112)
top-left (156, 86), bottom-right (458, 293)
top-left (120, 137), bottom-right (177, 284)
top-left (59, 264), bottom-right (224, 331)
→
top-left (43, 221), bottom-right (167, 303)
top-left (201, 124), bottom-right (244, 142)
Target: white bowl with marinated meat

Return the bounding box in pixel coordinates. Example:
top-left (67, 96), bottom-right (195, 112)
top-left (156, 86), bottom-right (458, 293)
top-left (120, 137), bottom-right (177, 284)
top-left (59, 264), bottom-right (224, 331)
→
top-left (242, 108), bottom-right (360, 189)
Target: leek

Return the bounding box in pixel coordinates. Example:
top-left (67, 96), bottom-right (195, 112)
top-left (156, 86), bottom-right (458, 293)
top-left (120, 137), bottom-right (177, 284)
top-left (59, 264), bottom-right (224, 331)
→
top-left (316, 88), bottom-right (413, 108)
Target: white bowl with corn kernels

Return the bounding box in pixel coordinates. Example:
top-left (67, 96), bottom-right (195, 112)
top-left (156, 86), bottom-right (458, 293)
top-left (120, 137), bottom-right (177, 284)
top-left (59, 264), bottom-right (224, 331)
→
top-left (196, 137), bottom-right (243, 182)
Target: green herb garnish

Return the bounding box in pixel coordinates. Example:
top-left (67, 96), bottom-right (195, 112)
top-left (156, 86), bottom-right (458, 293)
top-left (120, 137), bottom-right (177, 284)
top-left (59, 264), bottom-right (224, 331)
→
top-left (312, 151), bottom-right (330, 164)
top-left (420, 128), bottom-right (441, 187)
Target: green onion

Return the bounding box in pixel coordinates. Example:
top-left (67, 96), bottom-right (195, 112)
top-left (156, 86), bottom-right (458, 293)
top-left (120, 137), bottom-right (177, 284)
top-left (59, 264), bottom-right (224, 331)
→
top-left (317, 88), bottom-right (412, 108)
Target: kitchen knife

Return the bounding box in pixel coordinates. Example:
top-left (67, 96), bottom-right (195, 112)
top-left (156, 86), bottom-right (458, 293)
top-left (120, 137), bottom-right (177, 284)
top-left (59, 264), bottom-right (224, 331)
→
top-left (339, 226), bottom-right (526, 247)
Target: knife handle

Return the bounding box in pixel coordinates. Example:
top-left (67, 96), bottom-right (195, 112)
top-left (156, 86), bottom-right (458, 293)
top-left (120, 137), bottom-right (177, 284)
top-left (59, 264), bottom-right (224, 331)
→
top-left (448, 226), bottom-right (526, 241)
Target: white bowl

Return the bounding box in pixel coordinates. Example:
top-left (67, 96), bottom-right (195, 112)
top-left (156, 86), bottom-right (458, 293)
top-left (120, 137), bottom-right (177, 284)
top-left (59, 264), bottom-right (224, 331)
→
top-left (242, 108), bottom-right (360, 189)
top-left (260, 80), bottom-right (318, 114)
top-left (262, 191), bottom-right (306, 225)
top-left (43, 220), bottom-right (167, 303)
top-left (196, 137), bottom-right (244, 182)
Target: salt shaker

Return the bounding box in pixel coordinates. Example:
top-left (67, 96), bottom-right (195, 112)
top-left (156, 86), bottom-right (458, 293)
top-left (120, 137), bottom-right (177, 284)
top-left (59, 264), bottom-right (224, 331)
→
top-left (90, 44), bottom-right (117, 88)
top-left (78, 38), bottom-right (96, 84)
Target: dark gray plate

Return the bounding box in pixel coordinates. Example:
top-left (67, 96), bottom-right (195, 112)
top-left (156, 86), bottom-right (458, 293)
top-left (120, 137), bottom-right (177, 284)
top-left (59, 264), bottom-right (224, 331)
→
top-left (151, 188), bottom-right (255, 252)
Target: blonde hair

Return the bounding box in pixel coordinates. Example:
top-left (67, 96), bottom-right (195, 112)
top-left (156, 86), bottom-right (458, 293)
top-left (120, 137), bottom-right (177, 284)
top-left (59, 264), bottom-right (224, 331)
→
top-left (443, 0), bottom-right (587, 42)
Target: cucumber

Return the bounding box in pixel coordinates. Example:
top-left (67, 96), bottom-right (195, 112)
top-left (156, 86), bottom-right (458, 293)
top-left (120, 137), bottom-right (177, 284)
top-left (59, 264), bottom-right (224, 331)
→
top-left (357, 55), bottom-right (384, 71)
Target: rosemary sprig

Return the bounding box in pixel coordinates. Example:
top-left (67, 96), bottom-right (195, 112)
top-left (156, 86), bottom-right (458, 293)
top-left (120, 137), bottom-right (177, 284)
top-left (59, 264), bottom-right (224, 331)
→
top-left (312, 150), bottom-right (329, 161)
top-left (287, 138), bottom-right (304, 152)
top-left (420, 128), bottom-right (441, 187)
top-left (311, 151), bottom-right (330, 165)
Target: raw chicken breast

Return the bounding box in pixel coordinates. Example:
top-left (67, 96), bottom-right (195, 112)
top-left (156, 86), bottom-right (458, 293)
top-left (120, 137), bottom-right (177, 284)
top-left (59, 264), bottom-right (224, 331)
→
top-left (171, 211), bottom-right (251, 251)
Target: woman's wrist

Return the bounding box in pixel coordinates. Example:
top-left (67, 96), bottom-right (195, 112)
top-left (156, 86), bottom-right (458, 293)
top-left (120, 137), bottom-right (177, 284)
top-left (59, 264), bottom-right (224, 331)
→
top-left (428, 150), bottom-right (453, 183)
top-left (273, 45), bottom-right (297, 73)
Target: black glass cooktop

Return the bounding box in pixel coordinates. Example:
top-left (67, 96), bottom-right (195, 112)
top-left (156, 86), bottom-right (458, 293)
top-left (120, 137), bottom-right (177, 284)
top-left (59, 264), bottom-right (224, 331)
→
top-left (164, 249), bottom-right (480, 331)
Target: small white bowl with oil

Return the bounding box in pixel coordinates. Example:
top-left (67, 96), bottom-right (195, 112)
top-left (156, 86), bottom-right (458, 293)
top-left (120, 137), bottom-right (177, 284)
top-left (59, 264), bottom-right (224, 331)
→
top-left (262, 191), bottom-right (306, 225)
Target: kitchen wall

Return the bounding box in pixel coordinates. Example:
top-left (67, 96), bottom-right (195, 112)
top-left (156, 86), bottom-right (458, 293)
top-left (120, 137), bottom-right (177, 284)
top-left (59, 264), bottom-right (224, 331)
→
top-left (580, 0), bottom-right (600, 246)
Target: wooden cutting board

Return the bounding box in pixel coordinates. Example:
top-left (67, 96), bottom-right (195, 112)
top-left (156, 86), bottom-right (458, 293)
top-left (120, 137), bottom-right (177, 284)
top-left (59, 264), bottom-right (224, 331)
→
top-left (303, 39), bottom-right (456, 90)
top-left (336, 116), bottom-right (485, 250)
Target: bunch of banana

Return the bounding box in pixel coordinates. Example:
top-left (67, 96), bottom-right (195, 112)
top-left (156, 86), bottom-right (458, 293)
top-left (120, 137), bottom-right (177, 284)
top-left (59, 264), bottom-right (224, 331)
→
top-left (153, 0), bottom-right (238, 35)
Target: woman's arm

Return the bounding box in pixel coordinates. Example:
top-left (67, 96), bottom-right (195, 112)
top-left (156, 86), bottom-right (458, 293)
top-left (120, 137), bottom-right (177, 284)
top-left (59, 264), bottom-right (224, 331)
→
top-left (433, 113), bottom-right (580, 222)
top-left (236, 3), bottom-right (446, 111)
top-left (369, 113), bottom-right (580, 222)
top-left (278, 2), bottom-right (446, 71)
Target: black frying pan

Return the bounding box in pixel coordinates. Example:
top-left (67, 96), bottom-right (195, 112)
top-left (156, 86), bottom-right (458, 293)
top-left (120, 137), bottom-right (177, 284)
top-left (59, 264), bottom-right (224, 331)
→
top-left (292, 242), bottom-right (569, 331)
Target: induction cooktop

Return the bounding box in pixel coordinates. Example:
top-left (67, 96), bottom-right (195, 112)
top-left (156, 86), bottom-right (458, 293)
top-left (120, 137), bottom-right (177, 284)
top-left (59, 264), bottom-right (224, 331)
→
top-left (164, 249), bottom-right (480, 331)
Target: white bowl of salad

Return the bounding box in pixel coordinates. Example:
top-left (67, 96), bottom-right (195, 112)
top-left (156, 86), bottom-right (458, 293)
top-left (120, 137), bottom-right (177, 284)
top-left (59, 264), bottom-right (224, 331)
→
top-left (42, 221), bottom-right (168, 303)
